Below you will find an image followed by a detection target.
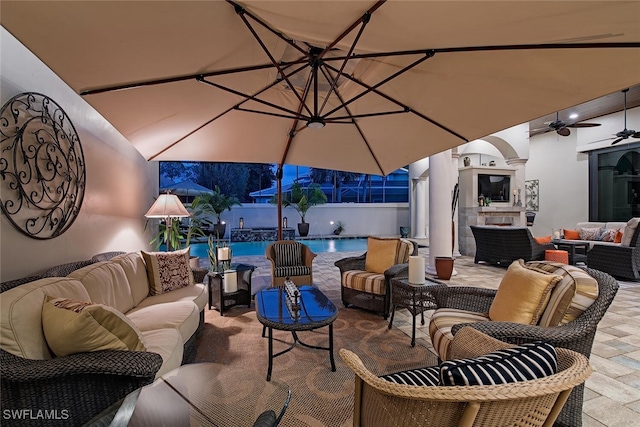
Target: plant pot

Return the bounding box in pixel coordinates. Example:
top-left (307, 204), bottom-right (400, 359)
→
top-left (213, 223), bottom-right (226, 239)
top-left (333, 229), bottom-right (342, 235)
top-left (399, 226), bottom-right (410, 238)
top-left (435, 256), bottom-right (454, 280)
top-left (298, 222), bottom-right (310, 237)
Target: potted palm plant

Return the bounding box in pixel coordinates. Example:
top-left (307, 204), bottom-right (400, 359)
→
top-left (191, 185), bottom-right (241, 239)
top-left (273, 182), bottom-right (327, 237)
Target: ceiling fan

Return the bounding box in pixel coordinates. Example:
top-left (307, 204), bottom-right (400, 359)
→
top-left (530, 112), bottom-right (601, 137)
top-left (603, 88), bottom-right (640, 145)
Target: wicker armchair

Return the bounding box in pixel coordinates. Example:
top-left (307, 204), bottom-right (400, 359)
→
top-left (426, 267), bottom-right (618, 427)
top-left (587, 225), bottom-right (640, 280)
top-left (265, 240), bottom-right (317, 287)
top-left (470, 225), bottom-right (554, 267)
top-left (0, 349), bottom-right (162, 426)
top-left (340, 344), bottom-right (592, 427)
top-left (335, 238), bottom-right (417, 319)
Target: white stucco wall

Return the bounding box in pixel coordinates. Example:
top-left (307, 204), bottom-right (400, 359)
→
top-left (1, 28), bottom-right (157, 281)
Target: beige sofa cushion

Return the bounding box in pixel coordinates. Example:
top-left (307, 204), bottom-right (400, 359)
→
top-left (622, 218), bottom-right (640, 246)
top-left (69, 261), bottom-right (134, 313)
top-left (111, 252), bottom-right (150, 307)
top-left (0, 277), bottom-right (91, 359)
top-left (134, 283), bottom-right (207, 312)
top-left (141, 328), bottom-right (184, 378)
top-left (126, 301), bottom-right (199, 344)
top-left (42, 297), bottom-right (146, 357)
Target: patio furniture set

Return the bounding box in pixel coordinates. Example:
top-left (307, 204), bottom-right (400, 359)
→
top-left (0, 235), bottom-right (620, 426)
top-left (471, 219), bottom-right (640, 281)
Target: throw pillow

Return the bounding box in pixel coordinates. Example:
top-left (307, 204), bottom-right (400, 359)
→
top-left (440, 342), bottom-right (558, 386)
top-left (380, 365), bottom-right (440, 387)
top-left (563, 229), bottom-right (580, 240)
top-left (365, 237), bottom-right (399, 274)
top-left (273, 242), bottom-right (303, 267)
top-left (600, 228), bottom-right (619, 242)
top-left (579, 227), bottom-right (603, 241)
top-left (615, 230), bottom-right (624, 243)
top-left (621, 218), bottom-right (640, 246)
top-left (42, 296), bottom-right (146, 357)
top-left (141, 247), bottom-right (194, 296)
top-left (534, 235), bottom-right (552, 244)
top-left (489, 260), bottom-right (561, 325)
top-left (449, 326), bottom-right (515, 360)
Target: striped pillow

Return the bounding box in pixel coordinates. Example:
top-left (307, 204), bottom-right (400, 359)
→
top-left (274, 242), bottom-right (303, 267)
top-left (440, 342), bottom-right (557, 386)
top-left (380, 366), bottom-right (440, 387)
top-left (527, 261), bottom-right (599, 327)
top-left (395, 239), bottom-right (414, 263)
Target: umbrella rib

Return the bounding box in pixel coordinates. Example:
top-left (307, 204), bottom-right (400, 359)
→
top-left (234, 107), bottom-right (310, 121)
top-left (323, 62), bottom-right (468, 142)
top-left (197, 70), bottom-right (307, 118)
top-left (318, 66), bottom-right (385, 176)
top-left (329, 110), bottom-right (410, 120)
top-left (226, 0), bottom-right (309, 57)
top-left (79, 61), bottom-right (305, 96)
top-left (279, 65), bottom-right (315, 168)
top-left (319, 7), bottom-right (375, 114)
top-left (323, 51), bottom-right (435, 118)
top-left (233, 5), bottom-right (313, 118)
top-left (148, 72), bottom-right (290, 160)
top-left (320, 0), bottom-right (386, 58)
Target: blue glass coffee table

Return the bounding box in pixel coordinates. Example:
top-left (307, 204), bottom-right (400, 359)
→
top-left (255, 285), bottom-right (338, 381)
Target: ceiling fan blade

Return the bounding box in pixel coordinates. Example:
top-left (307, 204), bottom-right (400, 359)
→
top-left (568, 122), bottom-right (601, 128)
top-left (632, 131), bottom-right (640, 138)
top-left (557, 128), bottom-right (571, 137)
top-left (611, 137), bottom-right (625, 145)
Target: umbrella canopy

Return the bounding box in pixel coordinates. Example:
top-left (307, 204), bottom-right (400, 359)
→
top-left (1, 1), bottom-right (639, 177)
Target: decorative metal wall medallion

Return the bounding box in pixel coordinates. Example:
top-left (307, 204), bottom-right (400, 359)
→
top-left (0, 92), bottom-right (86, 239)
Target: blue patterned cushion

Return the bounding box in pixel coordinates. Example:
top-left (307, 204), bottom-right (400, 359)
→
top-left (274, 242), bottom-right (303, 267)
top-left (440, 342), bottom-right (557, 386)
top-left (380, 366), bottom-right (440, 386)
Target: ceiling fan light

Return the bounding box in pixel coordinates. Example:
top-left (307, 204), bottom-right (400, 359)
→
top-left (557, 128), bottom-right (571, 137)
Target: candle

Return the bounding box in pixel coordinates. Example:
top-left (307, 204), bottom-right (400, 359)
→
top-left (217, 247), bottom-right (230, 261)
top-left (223, 270), bottom-right (237, 293)
top-left (513, 189), bottom-right (517, 196)
top-left (552, 229), bottom-right (561, 240)
top-left (408, 256), bottom-right (426, 285)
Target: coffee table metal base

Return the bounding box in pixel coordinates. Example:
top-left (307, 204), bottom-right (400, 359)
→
top-left (265, 327), bottom-right (335, 381)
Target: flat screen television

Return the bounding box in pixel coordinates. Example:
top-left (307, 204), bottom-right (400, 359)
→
top-left (478, 174), bottom-right (511, 202)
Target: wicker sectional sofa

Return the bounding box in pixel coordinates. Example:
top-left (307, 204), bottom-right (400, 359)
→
top-left (0, 250), bottom-right (208, 426)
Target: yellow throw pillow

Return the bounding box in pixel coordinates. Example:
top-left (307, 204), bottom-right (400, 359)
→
top-left (489, 260), bottom-right (562, 325)
top-left (141, 247), bottom-right (194, 296)
top-left (365, 237), bottom-right (399, 274)
top-left (42, 297), bottom-right (146, 357)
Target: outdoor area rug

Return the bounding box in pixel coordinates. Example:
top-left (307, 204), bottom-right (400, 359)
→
top-left (194, 302), bottom-right (437, 427)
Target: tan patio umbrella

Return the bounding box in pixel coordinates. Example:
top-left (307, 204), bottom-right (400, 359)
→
top-left (2, 1), bottom-right (640, 238)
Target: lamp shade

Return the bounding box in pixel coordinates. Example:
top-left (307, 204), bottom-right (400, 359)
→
top-left (145, 193), bottom-right (190, 218)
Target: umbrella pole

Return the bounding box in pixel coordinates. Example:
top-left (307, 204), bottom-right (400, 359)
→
top-left (277, 167), bottom-right (283, 241)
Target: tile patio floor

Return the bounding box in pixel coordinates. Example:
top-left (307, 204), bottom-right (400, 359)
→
top-left (229, 246), bottom-right (640, 427)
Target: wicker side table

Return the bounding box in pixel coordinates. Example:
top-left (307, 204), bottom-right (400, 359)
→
top-left (388, 277), bottom-right (444, 347)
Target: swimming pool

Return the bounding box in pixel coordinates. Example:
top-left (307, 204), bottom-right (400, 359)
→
top-left (188, 238), bottom-right (368, 257)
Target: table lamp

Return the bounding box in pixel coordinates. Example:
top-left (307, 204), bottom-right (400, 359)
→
top-left (145, 193), bottom-right (190, 251)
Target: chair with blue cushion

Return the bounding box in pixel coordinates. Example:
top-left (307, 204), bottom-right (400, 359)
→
top-left (266, 241), bottom-right (317, 287)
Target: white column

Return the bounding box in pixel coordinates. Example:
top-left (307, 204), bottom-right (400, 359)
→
top-left (426, 149), bottom-right (455, 275)
top-left (413, 178), bottom-right (427, 238)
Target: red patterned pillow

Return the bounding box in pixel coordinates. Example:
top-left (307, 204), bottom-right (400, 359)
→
top-left (600, 228), bottom-right (619, 242)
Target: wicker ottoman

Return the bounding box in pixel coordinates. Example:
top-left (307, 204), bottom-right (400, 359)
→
top-left (545, 249), bottom-right (569, 264)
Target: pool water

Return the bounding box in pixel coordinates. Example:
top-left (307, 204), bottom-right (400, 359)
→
top-left (188, 238), bottom-right (368, 258)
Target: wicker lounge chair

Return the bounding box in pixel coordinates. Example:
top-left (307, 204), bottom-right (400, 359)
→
top-left (470, 225), bottom-right (555, 266)
top-left (265, 240), bottom-right (317, 287)
top-left (335, 238), bottom-right (417, 319)
top-left (426, 266), bottom-right (618, 427)
top-left (340, 335), bottom-right (592, 427)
